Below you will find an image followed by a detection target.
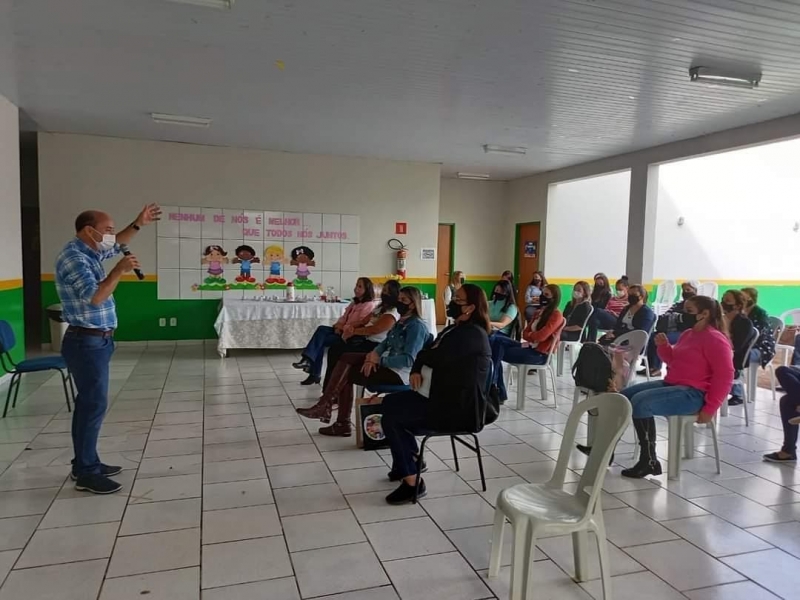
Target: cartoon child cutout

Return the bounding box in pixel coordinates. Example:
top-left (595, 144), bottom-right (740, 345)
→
top-left (290, 246), bottom-right (316, 282)
top-left (264, 245), bottom-right (287, 285)
top-left (232, 244), bottom-right (260, 283)
top-left (201, 245), bottom-right (228, 283)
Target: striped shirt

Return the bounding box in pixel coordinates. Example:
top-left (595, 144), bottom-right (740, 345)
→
top-left (606, 296), bottom-right (628, 317)
top-left (55, 238), bottom-right (120, 330)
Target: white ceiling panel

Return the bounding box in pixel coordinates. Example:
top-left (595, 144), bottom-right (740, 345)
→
top-left (3, 0), bottom-right (800, 178)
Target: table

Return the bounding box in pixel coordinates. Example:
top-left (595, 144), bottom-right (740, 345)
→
top-left (214, 298), bottom-right (437, 357)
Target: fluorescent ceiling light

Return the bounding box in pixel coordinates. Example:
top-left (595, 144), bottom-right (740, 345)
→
top-left (166, 0), bottom-right (234, 9)
top-left (151, 113), bottom-right (212, 128)
top-left (457, 172), bottom-right (490, 180)
top-left (483, 144), bottom-right (527, 156)
top-left (689, 66), bottom-right (761, 89)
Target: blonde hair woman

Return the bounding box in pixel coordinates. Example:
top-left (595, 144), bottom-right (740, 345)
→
top-left (443, 270), bottom-right (465, 306)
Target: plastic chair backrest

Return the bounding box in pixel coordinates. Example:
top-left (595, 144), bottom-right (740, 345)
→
top-left (655, 280), bottom-right (677, 305)
top-left (698, 282), bottom-right (719, 299)
top-left (548, 393), bottom-right (631, 517)
top-left (0, 320), bottom-right (15, 355)
top-left (547, 318), bottom-right (568, 358)
top-left (578, 304), bottom-right (595, 340)
top-left (780, 309), bottom-right (800, 327)
top-left (612, 329), bottom-right (648, 358)
top-left (737, 323), bottom-right (759, 370)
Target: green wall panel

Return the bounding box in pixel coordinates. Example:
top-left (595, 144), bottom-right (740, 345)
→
top-left (0, 287), bottom-right (25, 363)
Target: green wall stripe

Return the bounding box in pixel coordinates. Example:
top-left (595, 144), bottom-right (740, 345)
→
top-left (0, 287), bottom-right (25, 363)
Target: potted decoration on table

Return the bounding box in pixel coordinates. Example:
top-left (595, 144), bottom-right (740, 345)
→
top-left (285, 281), bottom-right (296, 301)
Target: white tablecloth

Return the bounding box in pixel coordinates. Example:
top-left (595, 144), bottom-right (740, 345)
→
top-left (214, 298), bottom-right (437, 356)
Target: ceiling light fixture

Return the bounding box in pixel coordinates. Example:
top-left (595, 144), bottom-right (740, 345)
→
top-left (457, 172), bottom-right (491, 180)
top-left (567, 68), bottom-right (580, 73)
top-left (151, 113), bottom-right (212, 128)
top-left (689, 66), bottom-right (761, 89)
top-left (166, 0), bottom-right (234, 9)
top-left (483, 144), bottom-right (527, 156)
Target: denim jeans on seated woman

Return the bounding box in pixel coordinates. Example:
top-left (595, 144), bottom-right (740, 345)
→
top-left (490, 334), bottom-right (548, 401)
top-left (621, 380), bottom-right (705, 419)
top-left (776, 366), bottom-right (800, 456)
top-left (587, 308), bottom-right (618, 342)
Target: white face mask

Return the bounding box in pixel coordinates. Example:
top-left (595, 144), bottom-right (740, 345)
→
top-left (572, 291), bottom-right (582, 300)
top-left (91, 228), bottom-right (116, 251)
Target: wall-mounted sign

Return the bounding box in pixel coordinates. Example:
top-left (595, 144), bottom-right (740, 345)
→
top-left (420, 248), bottom-right (436, 261)
top-left (395, 222), bottom-right (407, 235)
top-left (523, 240), bottom-right (537, 258)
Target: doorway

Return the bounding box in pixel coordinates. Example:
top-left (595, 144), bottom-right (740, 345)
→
top-left (436, 223), bottom-right (454, 326)
top-left (514, 222), bottom-right (541, 311)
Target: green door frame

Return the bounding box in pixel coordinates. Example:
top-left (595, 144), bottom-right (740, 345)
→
top-left (513, 221), bottom-right (540, 283)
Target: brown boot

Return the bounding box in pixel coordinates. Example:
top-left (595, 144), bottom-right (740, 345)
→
top-left (319, 421), bottom-right (352, 437)
top-left (296, 399), bottom-right (333, 423)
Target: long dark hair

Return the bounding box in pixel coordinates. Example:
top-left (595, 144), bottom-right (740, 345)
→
top-left (592, 272), bottom-right (611, 305)
top-left (378, 279), bottom-right (401, 312)
top-left (492, 279), bottom-right (516, 313)
top-left (686, 295), bottom-right (729, 338)
top-left (535, 284), bottom-right (562, 331)
top-left (460, 284), bottom-right (491, 334)
top-left (353, 277), bottom-right (376, 304)
top-left (399, 286), bottom-right (423, 318)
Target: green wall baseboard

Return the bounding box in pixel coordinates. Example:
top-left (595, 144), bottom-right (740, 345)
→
top-left (0, 287), bottom-right (25, 363)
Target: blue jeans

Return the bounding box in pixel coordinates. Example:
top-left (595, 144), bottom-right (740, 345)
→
top-left (731, 348), bottom-right (760, 398)
top-left (647, 331), bottom-right (681, 370)
top-left (490, 334), bottom-right (548, 401)
top-left (776, 367), bottom-right (800, 455)
top-left (61, 331), bottom-right (115, 477)
top-left (382, 390), bottom-right (431, 478)
top-left (622, 380), bottom-right (705, 418)
top-left (587, 309), bottom-right (618, 341)
top-left (302, 326), bottom-right (343, 378)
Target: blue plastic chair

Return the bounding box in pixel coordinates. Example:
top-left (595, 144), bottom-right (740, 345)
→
top-left (0, 320), bottom-right (74, 418)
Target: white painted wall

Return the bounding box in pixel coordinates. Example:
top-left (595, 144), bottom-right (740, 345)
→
top-left (37, 134), bottom-right (441, 279)
top-left (0, 93), bottom-right (21, 282)
top-left (544, 171), bottom-right (630, 279)
top-left (654, 138), bottom-right (800, 281)
top-left (439, 178), bottom-right (509, 276)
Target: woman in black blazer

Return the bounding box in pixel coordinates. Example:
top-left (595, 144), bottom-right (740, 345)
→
top-left (599, 283), bottom-right (656, 345)
top-left (380, 284), bottom-right (492, 505)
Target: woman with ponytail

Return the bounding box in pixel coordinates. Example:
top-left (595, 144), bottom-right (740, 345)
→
top-left (619, 296), bottom-right (734, 478)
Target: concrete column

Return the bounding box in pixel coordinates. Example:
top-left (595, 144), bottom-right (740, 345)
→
top-left (625, 162), bottom-right (658, 285)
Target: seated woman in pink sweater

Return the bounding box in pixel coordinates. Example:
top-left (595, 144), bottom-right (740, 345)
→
top-left (293, 278), bottom-right (377, 385)
top-left (620, 295), bottom-right (734, 479)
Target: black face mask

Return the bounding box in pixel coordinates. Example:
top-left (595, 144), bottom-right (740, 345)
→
top-left (446, 301), bottom-right (463, 319)
top-left (396, 302), bottom-right (411, 316)
top-left (493, 293), bottom-right (506, 302)
top-left (539, 296), bottom-right (551, 307)
top-left (628, 295), bottom-right (641, 306)
top-left (459, 277), bottom-right (465, 284)
top-left (682, 292), bottom-right (695, 301)
top-left (381, 294), bottom-right (395, 306)
top-left (682, 313), bottom-right (698, 327)
top-left (721, 302), bottom-right (735, 313)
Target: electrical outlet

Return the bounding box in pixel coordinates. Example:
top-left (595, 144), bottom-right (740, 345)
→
top-left (169, 317), bottom-right (178, 327)
top-left (159, 318), bottom-right (166, 327)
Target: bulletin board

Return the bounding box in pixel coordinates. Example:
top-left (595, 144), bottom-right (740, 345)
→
top-left (156, 206), bottom-right (360, 300)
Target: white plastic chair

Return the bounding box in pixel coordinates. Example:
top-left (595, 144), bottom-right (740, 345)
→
top-left (488, 393), bottom-right (631, 600)
top-left (557, 305), bottom-right (594, 376)
top-left (767, 316), bottom-right (786, 401)
top-left (697, 282), bottom-right (719, 300)
top-left (776, 309), bottom-right (800, 370)
top-left (508, 319), bottom-right (566, 410)
top-left (719, 324), bottom-right (757, 426)
top-left (653, 280), bottom-right (677, 316)
top-left (667, 415), bottom-right (721, 480)
top-left (610, 330), bottom-right (649, 387)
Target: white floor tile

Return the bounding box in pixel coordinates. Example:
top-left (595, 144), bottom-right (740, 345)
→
top-left (281, 509), bottom-right (364, 552)
top-left (201, 536), bottom-right (292, 589)
top-left (16, 522), bottom-right (119, 568)
top-left (0, 559), bottom-right (108, 600)
top-left (99, 567), bottom-right (199, 600)
top-left (722, 548), bottom-right (800, 600)
top-left (364, 516), bottom-right (455, 560)
top-left (662, 514), bottom-right (773, 557)
top-left (292, 542), bottom-right (389, 598)
top-left (384, 551), bottom-right (492, 600)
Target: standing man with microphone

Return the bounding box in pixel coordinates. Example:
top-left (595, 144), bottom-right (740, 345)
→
top-left (56, 204), bottom-right (161, 494)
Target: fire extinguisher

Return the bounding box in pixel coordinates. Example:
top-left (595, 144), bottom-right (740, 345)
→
top-left (387, 238), bottom-right (407, 279)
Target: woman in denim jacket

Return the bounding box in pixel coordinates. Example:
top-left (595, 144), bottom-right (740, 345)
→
top-left (296, 286), bottom-right (429, 436)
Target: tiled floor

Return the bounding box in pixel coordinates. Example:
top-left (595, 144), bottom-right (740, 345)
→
top-left (0, 342), bottom-right (798, 599)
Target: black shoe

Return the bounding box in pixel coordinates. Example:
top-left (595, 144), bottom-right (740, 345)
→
top-left (763, 452), bottom-right (797, 463)
top-left (636, 367), bottom-right (647, 376)
top-left (70, 462), bottom-right (123, 481)
top-left (728, 396), bottom-right (744, 406)
top-left (621, 460), bottom-right (663, 479)
top-left (575, 444), bottom-right (614, 465)
top-left (300, 375), bottom-right (321, 386)
top-left (386, 479), bottom-right (427, 505)
top-left (74, 474), bottom-right (123, 494)
top-left (388, 460), bottom-right (427, 482)
top-left (292, 358), bottom-right (311, 371)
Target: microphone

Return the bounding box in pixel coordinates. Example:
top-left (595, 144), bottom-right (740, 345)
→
top-left (119, 244), bottom-right (145, 281)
